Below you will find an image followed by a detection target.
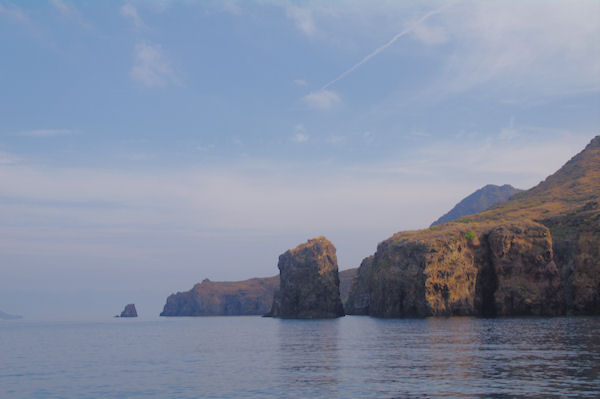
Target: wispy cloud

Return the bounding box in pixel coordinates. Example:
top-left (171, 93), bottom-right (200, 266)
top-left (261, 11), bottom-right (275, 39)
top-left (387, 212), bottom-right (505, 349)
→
top-left (293, 79), bottom-right (308, 87)
top-left (0, 2), bottom-right (29, 23)
top-left (302, 89), bottom-right (340, 110)
top-left (0, 150), bottom-right (20, 164)
top-left (16, 129), bottom-right (78, 137)
top-left (291, 124), bottom-right (309, 143)
top-left (120, 4), bottom-right (146, 29)
top-left (130, 42), bottom-right (179, 87)
top-left (428, 2), bottom-right (600, 99)
top-left (320, 4), bottom-right (448, 90)
top-left (49, 0), bottom-right (93, 31)
top-left (411, 20), bottom-right (447, 45)
top-left (285, 5), bottom-right (316, 36)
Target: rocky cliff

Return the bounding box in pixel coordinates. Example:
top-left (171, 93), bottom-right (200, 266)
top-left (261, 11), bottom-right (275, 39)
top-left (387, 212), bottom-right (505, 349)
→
top-left (160, 267), bottom-right (357, 317)
top-left (265, 236), bottom-right (345, 318)
top-left (161, 276), bottom-right (279, 316)
top-left (431, 184), bottom-right (522, 226)
top-left (347, 136), bottom-right (600, 317)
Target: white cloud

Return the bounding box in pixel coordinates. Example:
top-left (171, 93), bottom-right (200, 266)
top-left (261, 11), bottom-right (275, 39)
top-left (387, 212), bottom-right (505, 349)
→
top-left (292, 124), bottom-right (309, 143)
top-left (130, 42), bottom-right (179, 87)
top-left (411, 21), bottom-right (447, 45)
top-left (302, 89), bottom-right (340, 110)
top-left (432, 1), bottom-right (600, 98)
top-left (327, 135), bottom-right (345, 144)
top-left (285, 5), bottom-right (316, 36)
top-left (120, 4), bottom-right (146, 29)
top-left (292, 133), bottom-right (309, 143)
top-left (49, 0), bottom-right (93, 31)
top-left (0, 2), bottom-right (28, 23)
top-left (0, 150), bottom-right (19, 165)
top-left (499, 117), bottom-right (519, 140)
top-left (293, 79), bottom-right (308, 87)
top-left (16, 129), bottom-right (78, 137)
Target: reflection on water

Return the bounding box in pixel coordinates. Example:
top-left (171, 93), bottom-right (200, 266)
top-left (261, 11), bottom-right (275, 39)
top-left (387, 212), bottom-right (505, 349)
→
top-left (1, 316), bottom-right (599, 398)
top-left (277, 319), bottom-right (340, 395)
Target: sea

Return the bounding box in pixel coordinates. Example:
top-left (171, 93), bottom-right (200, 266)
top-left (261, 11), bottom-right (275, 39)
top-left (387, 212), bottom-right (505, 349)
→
top-left (1, 316), bottom-right (599, 398)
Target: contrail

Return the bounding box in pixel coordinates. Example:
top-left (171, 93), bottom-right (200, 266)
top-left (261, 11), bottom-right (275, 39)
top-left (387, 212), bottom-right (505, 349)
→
top-left (321, 4), bottom-right (449, 91)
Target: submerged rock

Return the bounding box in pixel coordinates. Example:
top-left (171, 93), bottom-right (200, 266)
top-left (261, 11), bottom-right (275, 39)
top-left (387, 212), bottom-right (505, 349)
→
top-left (119, 303), bottom-right (138, 318)
top-left (265, 236), bottom-right (345, 319)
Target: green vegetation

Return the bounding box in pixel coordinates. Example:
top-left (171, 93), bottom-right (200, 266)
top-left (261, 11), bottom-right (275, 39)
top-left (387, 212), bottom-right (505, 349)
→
top-left (464, 231), bottom-right (476, 240)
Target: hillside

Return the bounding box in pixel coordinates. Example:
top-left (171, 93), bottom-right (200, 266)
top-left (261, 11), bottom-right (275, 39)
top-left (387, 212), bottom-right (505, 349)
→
top-left (431, 184), bottom-right (522, 226)
top-left (347, 136), bottom-right (600, 317)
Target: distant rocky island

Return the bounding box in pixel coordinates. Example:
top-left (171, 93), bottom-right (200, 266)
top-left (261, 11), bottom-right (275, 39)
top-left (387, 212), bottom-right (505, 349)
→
top-left (116, 304), bottom-right (137, 318)
top-left (160, 136), bottom-right (599, 318)
top-left (0, 310), bottom-right (22, 320)
top-left (431, 184), bottom-right (522, 226)
top-left (265, 236), bottom-right (345, 318)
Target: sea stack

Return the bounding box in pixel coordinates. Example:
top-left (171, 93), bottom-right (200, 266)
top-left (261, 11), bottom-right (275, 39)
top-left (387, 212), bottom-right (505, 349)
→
top-left (265, 236), bottom-right (345, 319)
top-left (119, 303), bottom-right (138, 318)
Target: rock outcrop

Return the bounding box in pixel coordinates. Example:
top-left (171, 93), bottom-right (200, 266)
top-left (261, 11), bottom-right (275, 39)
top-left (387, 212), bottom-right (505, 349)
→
top-left (119, 303), bottom-right (138, 317)
top-left (347, 136), bottom-right (600, 317)
top-left (161, 276), bottom-right (279, 316)
top-left (160, 267), bottom-right (357, 317)
top-left (265, 237), bottom-right (345, 318)
top-left (431, 184), bottom-right (522, 226)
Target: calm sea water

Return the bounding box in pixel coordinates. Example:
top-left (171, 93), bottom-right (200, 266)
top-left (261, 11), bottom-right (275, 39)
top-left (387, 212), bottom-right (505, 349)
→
top-left (1, 316), bottom-right (599, 398)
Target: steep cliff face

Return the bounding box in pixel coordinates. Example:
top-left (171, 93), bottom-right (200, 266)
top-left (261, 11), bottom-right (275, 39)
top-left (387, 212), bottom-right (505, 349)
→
top-left (265, 237), bottom-right (345, 319)
top-left (542, 201), bottom-right (600, 315)
top-left (346, 221), bottom-right (563, 317)
top-left (347, 136), bottom-right (599, 317)
top-left (486, 224), bottom-right (563, 316)
top-left (160, 276), bottom-right (279, 316)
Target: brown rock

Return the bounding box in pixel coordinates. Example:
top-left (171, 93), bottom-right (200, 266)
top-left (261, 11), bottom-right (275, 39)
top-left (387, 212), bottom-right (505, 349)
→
top-left (265, 237), bottom-right (345, 318)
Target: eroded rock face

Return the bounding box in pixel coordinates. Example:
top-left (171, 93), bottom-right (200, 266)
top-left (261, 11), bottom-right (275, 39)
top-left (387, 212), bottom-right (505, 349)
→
top-left (160, 276), bottom-right (279, 316)
top-left (120, 303), bottom-right (137, 317)
top-left (486, 224), bottom-right (563, 316)
top-left (265, 237), bottom-right (345, 318)
top-left (346, 221), bottom-right (564, 317)
top-left (543, 203), bottom-right (600, 315)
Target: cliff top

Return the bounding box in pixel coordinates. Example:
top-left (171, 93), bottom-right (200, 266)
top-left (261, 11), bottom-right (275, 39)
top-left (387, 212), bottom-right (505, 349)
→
top-left (386, 135), bottom-right (600, 245)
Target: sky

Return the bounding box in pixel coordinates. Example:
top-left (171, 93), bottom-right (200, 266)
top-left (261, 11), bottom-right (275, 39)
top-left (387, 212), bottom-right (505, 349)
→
top-left (0, 0), bottom-right (599, 319)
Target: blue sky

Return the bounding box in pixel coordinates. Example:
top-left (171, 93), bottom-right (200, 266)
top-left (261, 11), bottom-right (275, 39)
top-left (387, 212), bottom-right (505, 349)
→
top-left (1, 0), bottom-right (599, 319)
